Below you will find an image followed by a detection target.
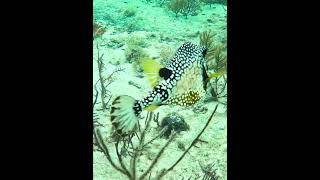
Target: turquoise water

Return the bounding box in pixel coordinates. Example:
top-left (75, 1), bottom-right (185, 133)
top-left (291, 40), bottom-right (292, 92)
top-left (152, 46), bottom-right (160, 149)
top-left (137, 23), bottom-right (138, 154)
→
top-left (93, 0), bottom-right (227, 179)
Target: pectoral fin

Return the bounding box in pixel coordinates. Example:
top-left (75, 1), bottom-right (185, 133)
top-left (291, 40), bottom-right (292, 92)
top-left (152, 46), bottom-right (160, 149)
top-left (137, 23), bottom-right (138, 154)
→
top-left (204, 69), bottom-right (227, 90)
top-left (142, 59), bottom-right (162, 88)
top-left (144, 104), bottom-right (160, 112)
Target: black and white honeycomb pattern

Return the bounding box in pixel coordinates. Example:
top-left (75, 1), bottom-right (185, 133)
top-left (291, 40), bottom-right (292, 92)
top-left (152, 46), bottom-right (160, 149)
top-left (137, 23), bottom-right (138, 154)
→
top-left (138, 42), bottom-right (206, 109)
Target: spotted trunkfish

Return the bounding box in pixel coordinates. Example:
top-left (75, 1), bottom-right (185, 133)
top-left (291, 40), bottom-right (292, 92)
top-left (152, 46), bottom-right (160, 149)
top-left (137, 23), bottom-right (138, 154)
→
top-left (110, 42), bottom-right (220, 136)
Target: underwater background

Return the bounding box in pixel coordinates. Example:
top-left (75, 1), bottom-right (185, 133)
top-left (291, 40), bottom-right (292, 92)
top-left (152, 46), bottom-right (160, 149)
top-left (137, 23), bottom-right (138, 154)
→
top-left (93, 0), bottom-right (227, 179)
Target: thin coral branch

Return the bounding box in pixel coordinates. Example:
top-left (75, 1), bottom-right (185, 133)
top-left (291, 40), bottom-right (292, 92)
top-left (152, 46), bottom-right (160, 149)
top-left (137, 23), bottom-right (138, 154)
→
top-left (159, 0), bottom-right (168, 7)
top-left (115, 141), bottom-right (132, 178)
top-left (200, 162), bottom-right (220, 180)
top-left (93, 109), bottom-right (104, 127)
top-left (139, 133), bottom-right (176, 180)
top-left (216, 76), bottom-right (227, 97)
top-left (93, 83), bottom-right (99, 110)
top-left (200, 30), bottom-right (215, 49)
top-left (142, 126), bottom-right (168, 149)
top-left (200, 30), bottom-right (217, 64)
top-left (206, 80), bottom-right (218, 101)
top-left (158, 104), bottom-right (219, 178)
top-left (105, 95), bottom-right (113, 110)
top-left (131, 153), bottom-right (137, 179)
top-left (214, 78), bottom-right (219, 97)
top-left (96, 44), bottom-right (124, 112)
top-left (153, 113), bottom-right (161, 127)
top-left (92, 80), bottom-right (103, 127)
top-left (105, 66), bottom-right (125, 87)
top-left (94, 128), bottom-right (128, 176)
top-left (137, 119), bottom-right (142, 134)
top-left (141, 112), bottom-right (154, 143)
top-left (140, 112), bottom-right (163, 149)
top-left (132, 112), bottom-right (153, 179)
top-left (96, 44), bottom-right (107, 111)
top-left (134, 131), bottom-right (141, 141)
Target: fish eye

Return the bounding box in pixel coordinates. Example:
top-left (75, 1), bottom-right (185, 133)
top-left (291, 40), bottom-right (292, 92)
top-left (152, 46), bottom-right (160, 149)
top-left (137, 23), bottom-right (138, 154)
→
top-left (159, 68), bottom-right (172, 80)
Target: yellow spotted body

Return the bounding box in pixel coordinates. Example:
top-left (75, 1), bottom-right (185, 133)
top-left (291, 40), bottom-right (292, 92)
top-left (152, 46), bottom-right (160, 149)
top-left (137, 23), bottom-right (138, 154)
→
top-left (166, 61), bottom-right (205, 106)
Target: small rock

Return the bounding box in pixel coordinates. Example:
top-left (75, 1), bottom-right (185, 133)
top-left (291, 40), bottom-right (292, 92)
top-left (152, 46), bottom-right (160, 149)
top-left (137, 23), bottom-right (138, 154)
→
top-left (160, 113), bottom-right (189, 139)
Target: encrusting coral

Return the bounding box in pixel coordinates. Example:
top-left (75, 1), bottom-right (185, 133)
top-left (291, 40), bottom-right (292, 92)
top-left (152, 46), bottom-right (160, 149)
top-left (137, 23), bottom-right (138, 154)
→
top-left (168, 0), bottom-right (201, 18)
top-left (125, 36), bottom-right (148, 64)
top-left (93, 21), bottom-right (107, 39)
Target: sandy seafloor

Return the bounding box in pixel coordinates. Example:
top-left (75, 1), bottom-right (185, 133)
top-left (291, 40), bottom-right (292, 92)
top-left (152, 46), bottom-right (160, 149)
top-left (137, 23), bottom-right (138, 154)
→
top-left (93, 0), bottom-right (227, 179)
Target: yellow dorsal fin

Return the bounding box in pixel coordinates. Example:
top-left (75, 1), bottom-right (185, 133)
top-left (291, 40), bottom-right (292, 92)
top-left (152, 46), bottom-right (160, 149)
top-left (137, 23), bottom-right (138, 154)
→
top-left (142, 59), bottom-right (162, 87)
top-left (144, 105), bottom-right (160, 112)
